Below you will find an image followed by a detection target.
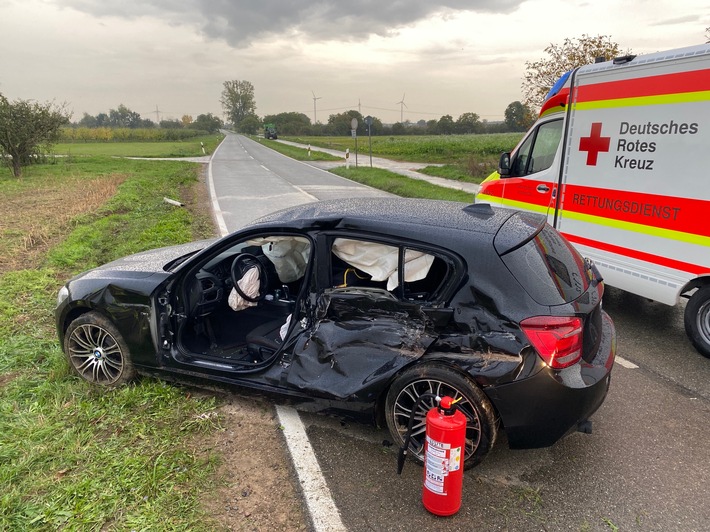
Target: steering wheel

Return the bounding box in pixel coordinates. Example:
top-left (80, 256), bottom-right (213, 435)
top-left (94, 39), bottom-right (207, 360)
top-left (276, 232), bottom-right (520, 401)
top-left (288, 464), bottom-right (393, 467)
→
top-left (231, 253), bottom-right (268, 302)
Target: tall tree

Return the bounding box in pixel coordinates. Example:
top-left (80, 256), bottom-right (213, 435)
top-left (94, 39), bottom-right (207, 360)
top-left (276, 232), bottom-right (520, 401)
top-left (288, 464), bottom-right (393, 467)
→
top-left (108, 104), bottom-right (144, 128)
top-left (455, 112), bottom-right (482, 134)
top-left (436, 115), bottom-right (455, 135)
top-left (0, 93), bottom-right (70, 177)
top-left (522, 34), bottom-right (628, 109)
top-left (220, 80), bottom-right (257, 131)
top-left (189, 113), bottom-right (223, 133)
top-left (326, 110), bottom-right (364, 136)
top-left (504, 101), bottom-right (535, 131)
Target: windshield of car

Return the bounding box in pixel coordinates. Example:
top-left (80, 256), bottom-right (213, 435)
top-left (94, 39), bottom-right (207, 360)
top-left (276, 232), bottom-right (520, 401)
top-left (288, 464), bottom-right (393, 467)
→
top-left (501, 225), bottom-right (589, 306)
top-left (164, 250), bottom-right (201, 272)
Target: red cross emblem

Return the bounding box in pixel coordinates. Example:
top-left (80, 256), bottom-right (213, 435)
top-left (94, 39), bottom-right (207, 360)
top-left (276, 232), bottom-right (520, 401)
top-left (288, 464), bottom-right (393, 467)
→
top-left (579, 122), bottom-right (611, 166)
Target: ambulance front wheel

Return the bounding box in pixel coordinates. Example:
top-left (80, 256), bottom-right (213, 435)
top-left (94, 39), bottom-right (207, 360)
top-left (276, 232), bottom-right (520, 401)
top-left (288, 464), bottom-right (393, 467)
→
top-left (684, 285), bottom-right (710, 358)
top-left (384, 363), bottom-right (498, 470)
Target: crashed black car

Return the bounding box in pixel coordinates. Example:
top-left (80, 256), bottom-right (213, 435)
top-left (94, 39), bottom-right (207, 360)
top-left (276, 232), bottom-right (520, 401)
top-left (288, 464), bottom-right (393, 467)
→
top-left (56, 198), bottom-right (616, 468)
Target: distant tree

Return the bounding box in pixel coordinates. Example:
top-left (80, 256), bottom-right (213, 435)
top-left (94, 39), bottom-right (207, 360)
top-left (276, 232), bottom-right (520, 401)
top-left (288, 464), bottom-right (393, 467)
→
top-left (455, 112), bottom-right (482, 134)
top-left (436, 114), bottom-right (455, 135)
top-left (523, 34), bottom-right (629, 109)
top-left (0, 93), bottom-right (71, 177)
top-left (263, 112), bottom-right (311, 136)
top-left (190, 113), bottom-right (223, 133)
top-left (391, 122), bottom-right (407, 135)
top-left (238, 114), bottom-right (260, 134)
top-left (95, 113), bottom-right (109, 127)
top-left (77, 112), bottom-right (98, 128)
top-left (107, 104), bottom-right (145, 128)
top-left (181, 115), bottom-right (193, 126)
top-left (326, 110), bottom-right (364, 136)
top-left (504, 101), bottom-right (535, 131)
top-left (159, 119), bottom-right (183, 129)
top-left (364, 116), bottom-right (384, 136)
top-left (220, 80), bottom-right (257, 131)
top-left (425, 119), bottom-right (438, 134)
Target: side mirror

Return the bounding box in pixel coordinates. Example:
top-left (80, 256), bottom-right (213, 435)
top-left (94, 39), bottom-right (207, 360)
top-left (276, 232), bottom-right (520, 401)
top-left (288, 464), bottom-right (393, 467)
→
top-left (498, 153), bottom-right (511, 176)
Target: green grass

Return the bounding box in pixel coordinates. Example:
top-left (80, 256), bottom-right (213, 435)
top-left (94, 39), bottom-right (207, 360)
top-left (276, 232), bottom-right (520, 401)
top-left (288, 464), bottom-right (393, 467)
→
top-left (285, 133), bottom-right (522, 163)
top-left (0, 155), bottom-right (225, 530)
top-left (329, 166), bottom-right (475, 202)
top-left (253, 138), bottom-right (342, 161)
top-left (53, 133), bottom-right (224, 157)
top-left (418, 164), bottom-right (488, 184)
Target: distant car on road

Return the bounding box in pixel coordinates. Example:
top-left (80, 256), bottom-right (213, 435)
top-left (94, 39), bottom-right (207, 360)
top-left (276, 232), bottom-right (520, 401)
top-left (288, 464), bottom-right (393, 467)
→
top-left (56, 198), bottom-right (616, 468)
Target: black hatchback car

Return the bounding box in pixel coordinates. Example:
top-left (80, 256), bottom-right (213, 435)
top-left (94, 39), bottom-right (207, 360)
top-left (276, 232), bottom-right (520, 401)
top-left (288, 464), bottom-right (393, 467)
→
top-left (56, 198), bottom-right (616, 469)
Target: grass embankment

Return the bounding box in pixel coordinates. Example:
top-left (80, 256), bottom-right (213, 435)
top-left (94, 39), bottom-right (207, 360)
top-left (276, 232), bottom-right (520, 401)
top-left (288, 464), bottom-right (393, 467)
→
top-left (284, 133), bottom-right (522, 182)
top-left (0, 156), bottom-right (225, 530)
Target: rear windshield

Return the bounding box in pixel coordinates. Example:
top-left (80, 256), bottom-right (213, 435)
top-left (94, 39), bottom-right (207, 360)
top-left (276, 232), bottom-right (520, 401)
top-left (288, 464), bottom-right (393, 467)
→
top-left (501, 226), bottom-right (588, 306)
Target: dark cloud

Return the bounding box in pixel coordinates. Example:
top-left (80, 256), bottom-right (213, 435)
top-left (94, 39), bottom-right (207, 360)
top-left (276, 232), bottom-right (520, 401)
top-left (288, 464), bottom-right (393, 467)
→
top-left (57, 0), bottom-right (523, 46)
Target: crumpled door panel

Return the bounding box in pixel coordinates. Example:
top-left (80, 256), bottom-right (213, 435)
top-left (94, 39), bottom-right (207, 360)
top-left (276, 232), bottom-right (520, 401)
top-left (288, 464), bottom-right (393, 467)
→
top-left (285, 289), bottom-right (436, 399)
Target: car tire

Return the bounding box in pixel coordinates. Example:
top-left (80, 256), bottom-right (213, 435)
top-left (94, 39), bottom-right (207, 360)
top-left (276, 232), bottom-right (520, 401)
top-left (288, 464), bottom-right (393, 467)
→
top-left (64, 311), bottom-right (137, 386)
top-left (684, 285), bottom-right (710, 358)
top-left (384, 363), bottom-right (498, 470)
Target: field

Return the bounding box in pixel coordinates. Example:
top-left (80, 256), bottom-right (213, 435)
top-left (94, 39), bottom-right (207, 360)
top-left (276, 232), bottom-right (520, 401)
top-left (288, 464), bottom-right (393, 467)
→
top-left (285, 133), bottom-right (522, 181)
top-left (53, 133), bottom-right (224, 158)
top-left (285, 132), bottom-right (522, 162)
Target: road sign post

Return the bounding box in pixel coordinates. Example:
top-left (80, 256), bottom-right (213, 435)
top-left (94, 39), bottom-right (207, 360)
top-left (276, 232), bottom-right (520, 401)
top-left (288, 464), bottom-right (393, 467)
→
top-left (351, 118), bottom-right (359, 167)
top-left (365, 116), bottom-right (373, 168)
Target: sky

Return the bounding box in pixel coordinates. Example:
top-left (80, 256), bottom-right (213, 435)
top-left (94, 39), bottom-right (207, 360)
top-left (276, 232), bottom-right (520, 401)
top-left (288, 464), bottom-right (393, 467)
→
top-left (0, 0), bottom-right (708, 125)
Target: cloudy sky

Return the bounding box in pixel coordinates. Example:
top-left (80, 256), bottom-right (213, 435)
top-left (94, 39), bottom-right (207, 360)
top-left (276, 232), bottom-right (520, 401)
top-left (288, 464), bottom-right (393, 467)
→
top-left (0, 0), bottom-right (707, 124)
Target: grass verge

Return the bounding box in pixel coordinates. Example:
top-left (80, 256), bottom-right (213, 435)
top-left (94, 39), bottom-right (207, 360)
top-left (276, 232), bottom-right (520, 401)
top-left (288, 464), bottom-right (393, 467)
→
top-left (253, 138), bottom-right (342, 161)
top-left (329, 166), bottom-right (475, 202)
top-left (0, 156), bottom-right (225, 531)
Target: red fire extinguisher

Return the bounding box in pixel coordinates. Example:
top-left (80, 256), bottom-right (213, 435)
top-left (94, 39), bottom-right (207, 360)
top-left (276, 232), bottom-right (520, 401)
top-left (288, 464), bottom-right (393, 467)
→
top-left (397, 394), bottom-right (467, 516)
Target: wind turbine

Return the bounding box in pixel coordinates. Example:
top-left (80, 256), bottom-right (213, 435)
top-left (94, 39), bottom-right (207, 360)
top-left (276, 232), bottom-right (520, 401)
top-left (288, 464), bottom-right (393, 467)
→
top-left (396, 93), bottom-right (408, 123)
top-left (312, 91), bottom-right (322, 124)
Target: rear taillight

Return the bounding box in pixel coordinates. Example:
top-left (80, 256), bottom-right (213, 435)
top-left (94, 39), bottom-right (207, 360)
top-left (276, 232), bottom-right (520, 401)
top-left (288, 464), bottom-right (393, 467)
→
top-left (520, 316), bottom-right (583, 369)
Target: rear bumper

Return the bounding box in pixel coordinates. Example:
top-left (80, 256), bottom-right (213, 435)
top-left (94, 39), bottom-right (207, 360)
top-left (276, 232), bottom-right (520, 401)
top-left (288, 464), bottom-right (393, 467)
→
top-left (486, 310), bottom-right (616, 449)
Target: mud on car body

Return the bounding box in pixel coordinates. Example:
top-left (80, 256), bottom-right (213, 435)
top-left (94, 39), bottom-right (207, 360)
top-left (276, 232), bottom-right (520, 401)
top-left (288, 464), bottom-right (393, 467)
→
top-left (56, 198), bottom-right (616, 469)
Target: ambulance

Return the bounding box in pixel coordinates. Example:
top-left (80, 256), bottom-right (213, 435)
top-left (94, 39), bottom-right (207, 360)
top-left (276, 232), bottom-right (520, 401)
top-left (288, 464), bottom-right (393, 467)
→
top-left (476, 43), bottom-right (710, 357)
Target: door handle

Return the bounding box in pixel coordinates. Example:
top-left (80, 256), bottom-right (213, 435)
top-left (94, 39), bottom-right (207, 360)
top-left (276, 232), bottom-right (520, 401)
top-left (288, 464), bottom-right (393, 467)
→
top-left (536, 184), bottom-right (550, 193)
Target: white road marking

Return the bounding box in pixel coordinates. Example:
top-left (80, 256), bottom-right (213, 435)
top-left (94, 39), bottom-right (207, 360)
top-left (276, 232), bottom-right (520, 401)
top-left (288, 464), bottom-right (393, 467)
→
top-left (207, 142), bottom-right (230, 238)
top-left (277, 405), bottom-right (347, 532)
top-left (208, 136), bottom-right (343, 531)
top-left (615, 356), bottom-right (639, 369)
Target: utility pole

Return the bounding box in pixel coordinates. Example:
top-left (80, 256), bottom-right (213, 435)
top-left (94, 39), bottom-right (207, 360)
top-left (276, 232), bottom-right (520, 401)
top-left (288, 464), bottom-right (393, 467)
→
top-left (154, 105), bottom-right (161, 124)
top-left (312, 91), bottom-right (322, 124)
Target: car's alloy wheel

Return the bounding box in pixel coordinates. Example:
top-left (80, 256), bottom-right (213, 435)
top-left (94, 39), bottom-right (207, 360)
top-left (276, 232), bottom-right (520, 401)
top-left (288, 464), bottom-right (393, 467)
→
top-left (64, 312), bottom-right (136, 386)
top-left (385, 364), bottom-right (498, 470)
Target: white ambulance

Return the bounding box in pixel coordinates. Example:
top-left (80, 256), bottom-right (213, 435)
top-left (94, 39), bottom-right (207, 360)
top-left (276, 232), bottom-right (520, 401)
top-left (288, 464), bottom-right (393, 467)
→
top-left (476, 44), bottom-right (710, 357)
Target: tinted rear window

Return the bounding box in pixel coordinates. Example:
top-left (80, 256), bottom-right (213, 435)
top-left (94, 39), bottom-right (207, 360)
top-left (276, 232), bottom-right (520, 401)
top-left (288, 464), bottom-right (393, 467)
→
top-left (501, 226), bottom-right (588, 306)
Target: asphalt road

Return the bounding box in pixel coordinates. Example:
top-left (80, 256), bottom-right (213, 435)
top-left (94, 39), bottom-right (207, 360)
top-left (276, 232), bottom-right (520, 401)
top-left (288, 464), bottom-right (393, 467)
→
top-left (210, 132), bottom-right (710, 531)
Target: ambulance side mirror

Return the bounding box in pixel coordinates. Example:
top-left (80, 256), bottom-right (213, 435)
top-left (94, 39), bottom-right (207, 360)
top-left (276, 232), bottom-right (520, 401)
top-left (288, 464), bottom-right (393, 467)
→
top-left (499, 153), bottom-right (511, 176)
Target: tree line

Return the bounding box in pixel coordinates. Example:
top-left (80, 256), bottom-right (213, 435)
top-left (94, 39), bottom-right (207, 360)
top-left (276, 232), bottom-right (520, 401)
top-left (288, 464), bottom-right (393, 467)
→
top-left (74, 104), bottom-right (223, 133)
top-left (222, 79), bottom-right (536, 137)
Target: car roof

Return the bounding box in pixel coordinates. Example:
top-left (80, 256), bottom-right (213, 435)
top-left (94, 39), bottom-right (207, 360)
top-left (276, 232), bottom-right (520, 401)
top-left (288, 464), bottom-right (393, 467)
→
top-left (245, 198), bottom-right (531, 243)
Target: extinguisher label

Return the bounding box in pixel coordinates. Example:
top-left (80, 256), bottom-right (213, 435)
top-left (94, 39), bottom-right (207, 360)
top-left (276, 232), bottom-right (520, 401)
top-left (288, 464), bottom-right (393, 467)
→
top-left (449, 446), bottom-right (462, 472)
top-left (425, 435), bottom-right (458, 495)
